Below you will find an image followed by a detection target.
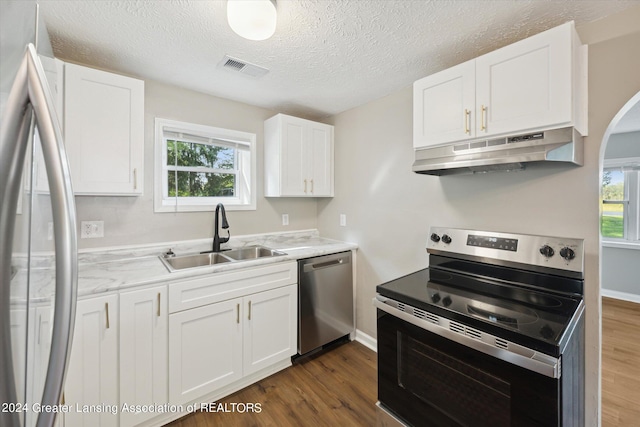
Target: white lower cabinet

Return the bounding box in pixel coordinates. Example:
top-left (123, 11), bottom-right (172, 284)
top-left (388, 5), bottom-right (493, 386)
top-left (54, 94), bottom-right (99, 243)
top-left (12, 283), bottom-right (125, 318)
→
top-left (243, 285), bottom-right (297, 375)
top-left (168, 262), bottom-right (298, 409)
top-left (119, 286), bottom-right (168, 427)
top-left (168, 298), bottom-right (243, 405)
top-left (63, 262), bottom-right (298, 426)
top-left (64, 295), bottom-right (119, 427)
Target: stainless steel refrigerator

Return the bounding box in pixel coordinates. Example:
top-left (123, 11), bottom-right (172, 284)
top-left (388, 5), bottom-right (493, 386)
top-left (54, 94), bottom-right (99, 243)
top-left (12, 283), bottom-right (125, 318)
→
top-left (0, 1), bottom-right (78, 427)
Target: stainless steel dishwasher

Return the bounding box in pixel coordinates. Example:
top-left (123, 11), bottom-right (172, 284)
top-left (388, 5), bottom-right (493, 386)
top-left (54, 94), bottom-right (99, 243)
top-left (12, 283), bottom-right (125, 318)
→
top-left (298, 251), bottom-right (354, 355)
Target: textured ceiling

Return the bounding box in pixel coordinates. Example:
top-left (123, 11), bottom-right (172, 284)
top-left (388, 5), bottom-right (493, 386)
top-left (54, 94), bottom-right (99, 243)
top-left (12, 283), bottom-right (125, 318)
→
top-left (39, 0), bottom-right (638, 120)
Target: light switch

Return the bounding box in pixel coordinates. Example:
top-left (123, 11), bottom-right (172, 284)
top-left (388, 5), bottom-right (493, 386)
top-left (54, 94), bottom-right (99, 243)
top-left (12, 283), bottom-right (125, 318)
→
top-left (282, 214), bottom-right (289, 226)
top-left (340, 214), bottom-right (347, 227)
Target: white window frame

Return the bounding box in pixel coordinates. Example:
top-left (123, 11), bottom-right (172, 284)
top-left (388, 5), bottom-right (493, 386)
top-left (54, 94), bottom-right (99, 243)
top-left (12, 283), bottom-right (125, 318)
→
top-left (602, 157), bottom-right (640, 248)
top-left (154, 118), bottom-right (256, 212)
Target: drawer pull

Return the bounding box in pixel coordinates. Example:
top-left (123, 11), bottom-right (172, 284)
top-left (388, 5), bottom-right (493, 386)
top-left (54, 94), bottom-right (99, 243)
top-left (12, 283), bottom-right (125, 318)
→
top-left (236, 304), bottom-right (240, 324)
top-left (248, 301), bottom-right (252, 320)
top-left (157, 293), bottom-right (161, 317)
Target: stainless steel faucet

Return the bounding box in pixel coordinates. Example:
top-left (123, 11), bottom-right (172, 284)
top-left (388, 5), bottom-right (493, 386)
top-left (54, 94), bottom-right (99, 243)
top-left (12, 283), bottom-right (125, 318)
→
top-left (212, 203), bottom-right (230, 252)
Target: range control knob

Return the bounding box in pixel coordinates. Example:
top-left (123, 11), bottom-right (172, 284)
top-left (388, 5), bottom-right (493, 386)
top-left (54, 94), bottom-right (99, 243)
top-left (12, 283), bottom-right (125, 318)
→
top-left (442, 296), bottom-right (452, 307)
top-left (430, 233), bottom-right (441, 243)
top-left (539, 245), bottom-right (555, 258)
top-left (431, 293), bottom-right (441, 304)
top-left (560, 247), bottom-right (576, 261)
top-left (441, 234), bottom-right (452, 244)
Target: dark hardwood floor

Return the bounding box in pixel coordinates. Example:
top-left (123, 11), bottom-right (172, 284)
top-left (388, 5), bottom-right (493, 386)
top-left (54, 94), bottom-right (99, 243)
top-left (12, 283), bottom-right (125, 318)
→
top-left (601, 297), bottom-right (640, 427)
top-left (165, 341), bottom-right (377, 427)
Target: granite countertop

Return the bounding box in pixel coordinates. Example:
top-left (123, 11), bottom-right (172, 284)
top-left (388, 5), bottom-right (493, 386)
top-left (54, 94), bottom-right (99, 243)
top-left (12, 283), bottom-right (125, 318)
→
top-left (19, 230), bottom-right (357, 302)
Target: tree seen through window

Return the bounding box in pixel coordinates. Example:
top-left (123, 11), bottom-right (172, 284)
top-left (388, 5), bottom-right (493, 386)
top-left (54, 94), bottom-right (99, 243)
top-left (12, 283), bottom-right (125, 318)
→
top-left (167, 140), bottom-right (236, 197)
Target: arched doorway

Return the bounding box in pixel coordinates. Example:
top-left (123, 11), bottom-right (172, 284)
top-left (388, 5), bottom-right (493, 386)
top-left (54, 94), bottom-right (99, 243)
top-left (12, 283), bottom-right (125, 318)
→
top-left (598, 91), bottom-right (640, 426)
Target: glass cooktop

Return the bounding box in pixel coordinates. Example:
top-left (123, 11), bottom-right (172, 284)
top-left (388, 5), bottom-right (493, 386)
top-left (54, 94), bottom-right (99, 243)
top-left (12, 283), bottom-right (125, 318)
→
top-left (376, 267), bottom-right (583, 356)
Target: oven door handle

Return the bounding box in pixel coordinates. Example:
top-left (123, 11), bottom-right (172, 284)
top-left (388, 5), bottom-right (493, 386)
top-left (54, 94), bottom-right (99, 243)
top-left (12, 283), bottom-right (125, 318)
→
top-left (373, 295), bottom-right (562, 379)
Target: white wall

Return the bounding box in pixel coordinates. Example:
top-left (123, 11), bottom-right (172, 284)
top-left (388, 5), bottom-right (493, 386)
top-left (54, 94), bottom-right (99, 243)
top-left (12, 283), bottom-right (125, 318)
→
top-left (74, 79), bottom-right (320, 249)
top-left (318, 7), bottom-right (640, 426)
top-left (601, 246), bottom-right (640, 296)
top-left (604, 131), bottom-right (640, 159)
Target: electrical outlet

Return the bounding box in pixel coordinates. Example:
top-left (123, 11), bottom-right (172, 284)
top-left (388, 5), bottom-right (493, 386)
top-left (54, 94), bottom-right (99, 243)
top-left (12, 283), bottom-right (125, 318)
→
top-left (81, 221), bottom-right (104, 239)
top-left (340, 214), bottom-right (347, 227)
top-left (282, 214), bottom-right (289, 226)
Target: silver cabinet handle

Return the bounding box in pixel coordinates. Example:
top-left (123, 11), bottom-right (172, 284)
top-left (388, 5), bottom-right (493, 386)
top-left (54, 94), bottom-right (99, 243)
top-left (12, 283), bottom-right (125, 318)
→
top-left (304, 179), bottom-right (307, 194)
top-left (310, 179), bottom-right (314, 194)
top-left (157, 293), bottom-right (161, 317)
top-left (236, 304), bottom-right (240, 324)
top-left (0, 43), bottom-right (78, 427)
top-left (480, 105), bottom-right (487, 131)
top-left (133, 168), bottom-right (138, 190)
top-left (464, 109), bottom-right (471, 134)
top-left (38, 314), bottom-right (42, 345)
top-left (248, 301), bottom-right (252, 320)
top-left (105, 302), bottom-right (110, 329)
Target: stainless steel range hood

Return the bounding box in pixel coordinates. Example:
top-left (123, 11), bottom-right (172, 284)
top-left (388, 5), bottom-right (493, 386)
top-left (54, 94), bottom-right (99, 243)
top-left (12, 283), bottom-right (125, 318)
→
top-left (413, 127), bottom-right (583, 176)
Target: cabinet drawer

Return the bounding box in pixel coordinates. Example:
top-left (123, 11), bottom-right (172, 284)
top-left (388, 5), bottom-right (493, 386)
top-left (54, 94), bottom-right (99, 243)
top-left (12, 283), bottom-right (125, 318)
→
top-left (168, 261), bottom-right (297, 313)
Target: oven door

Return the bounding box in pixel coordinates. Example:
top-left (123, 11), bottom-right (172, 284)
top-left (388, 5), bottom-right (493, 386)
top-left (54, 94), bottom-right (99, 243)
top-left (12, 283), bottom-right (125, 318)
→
top-left (377, 309), bottom-right (561, 427)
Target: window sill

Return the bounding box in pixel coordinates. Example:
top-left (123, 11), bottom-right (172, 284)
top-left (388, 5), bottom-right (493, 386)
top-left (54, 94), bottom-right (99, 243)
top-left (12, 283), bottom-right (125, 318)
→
top-left (602, 240), bottom-right (640, 250)
top-left (155, 202), bottom-right (256, 213)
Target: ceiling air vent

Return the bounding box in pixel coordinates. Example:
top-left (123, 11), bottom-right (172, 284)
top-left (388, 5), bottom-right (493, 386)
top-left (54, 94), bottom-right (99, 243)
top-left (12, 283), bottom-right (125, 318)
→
top-left (219, 55), bottom-right (269, 78)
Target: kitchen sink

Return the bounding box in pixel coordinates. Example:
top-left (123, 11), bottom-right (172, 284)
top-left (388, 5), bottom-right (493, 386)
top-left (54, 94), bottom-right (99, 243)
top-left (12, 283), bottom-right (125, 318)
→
top-left (159, 245), bottom-right (287, 272)
top-left (160, 252), bottom-right (232, 272)
top-left (223, 246), bottom-right (287, 261)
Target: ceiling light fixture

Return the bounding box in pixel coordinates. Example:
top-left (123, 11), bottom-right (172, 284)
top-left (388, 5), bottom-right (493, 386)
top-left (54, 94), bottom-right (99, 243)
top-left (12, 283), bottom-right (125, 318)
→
top-left (227, 0), bottom-right (277, 41)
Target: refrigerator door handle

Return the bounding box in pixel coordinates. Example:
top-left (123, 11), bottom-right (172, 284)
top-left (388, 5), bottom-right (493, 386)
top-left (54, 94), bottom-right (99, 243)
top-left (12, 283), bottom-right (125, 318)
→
top-left (0, 84), bottom-right (33, 427)
top-left (0, 43), bottom-right (78, 427)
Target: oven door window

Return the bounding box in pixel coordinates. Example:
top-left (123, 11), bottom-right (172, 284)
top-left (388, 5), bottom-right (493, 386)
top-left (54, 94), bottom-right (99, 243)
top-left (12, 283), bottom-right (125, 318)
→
top-left (378, 311), bottom-right (560, 427)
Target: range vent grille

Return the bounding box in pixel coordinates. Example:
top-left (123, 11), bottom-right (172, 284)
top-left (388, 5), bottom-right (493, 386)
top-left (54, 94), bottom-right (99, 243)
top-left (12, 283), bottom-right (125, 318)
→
top-left (495, 337), bottom-right (509, 349)
top-left (449, 321), bottom-right (465, 335)
top-left (219, 55), bottom-right (269, 78)
top-left (414, 308), bottom-right (439, 325)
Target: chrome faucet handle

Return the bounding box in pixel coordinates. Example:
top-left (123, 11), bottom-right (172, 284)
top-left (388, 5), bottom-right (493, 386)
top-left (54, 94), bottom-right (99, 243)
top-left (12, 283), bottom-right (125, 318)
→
top-left (163, 248), bottom-right (176, 258)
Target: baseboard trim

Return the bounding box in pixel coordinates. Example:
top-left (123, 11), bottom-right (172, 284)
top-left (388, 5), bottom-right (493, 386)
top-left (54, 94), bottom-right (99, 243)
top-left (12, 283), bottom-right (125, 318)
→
top-left (355, 329), bottom-right (377, 352)
top-left (601, 289), bottom-right (640, 304)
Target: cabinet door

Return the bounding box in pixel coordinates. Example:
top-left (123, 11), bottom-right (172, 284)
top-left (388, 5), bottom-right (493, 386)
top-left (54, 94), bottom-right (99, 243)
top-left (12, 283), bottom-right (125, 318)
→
top-left (243, 285), bottom-right (297, 375)
top-left (169, 298), bottom-right (242, 404)
top-left (413, 60), bottom-right (475, 148)
top-left (64, 63), bottom-right (144, 195)
top-left (280, 116), bottom-right (307, 196)
top-left (475, 23), bottom-right (572, 137)
top-left (65, 295), bottom-right (119, 427)
top-left (308, 123), bottom-right (333, 197)
top-left (119, 286), bottom-right (168, 427)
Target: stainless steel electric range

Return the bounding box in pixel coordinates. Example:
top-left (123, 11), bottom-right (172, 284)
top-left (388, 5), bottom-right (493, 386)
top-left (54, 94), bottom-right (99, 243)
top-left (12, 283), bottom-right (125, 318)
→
top-left (375, 227), bottom-right (585, 427)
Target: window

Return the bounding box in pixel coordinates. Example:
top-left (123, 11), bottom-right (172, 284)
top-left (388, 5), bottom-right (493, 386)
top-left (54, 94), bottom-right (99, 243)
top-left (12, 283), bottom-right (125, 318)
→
top-left (154, 118), bottom-right (256, 212)
top-left (601, 158), bottom-right (640, 243)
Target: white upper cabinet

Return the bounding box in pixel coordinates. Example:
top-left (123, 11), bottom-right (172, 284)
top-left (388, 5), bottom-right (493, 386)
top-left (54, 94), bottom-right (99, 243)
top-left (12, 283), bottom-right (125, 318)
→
top-left (264, 114), bottom-right (334, 197)
top-left (413, 60), bottom-right (476, 148)
top-left (64, 63), bottom-right (144, 195)
top-left (414, 21), bottom-right (587, 149)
